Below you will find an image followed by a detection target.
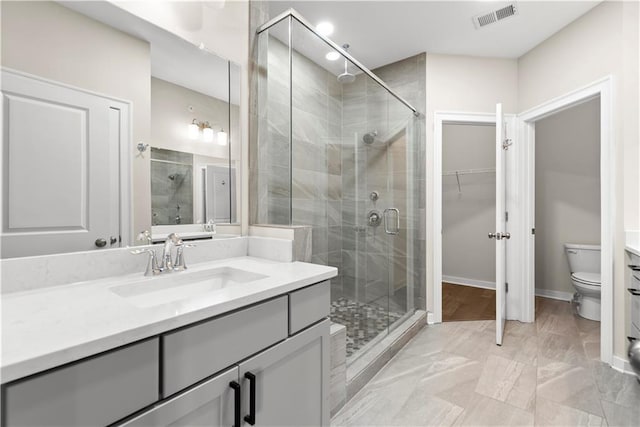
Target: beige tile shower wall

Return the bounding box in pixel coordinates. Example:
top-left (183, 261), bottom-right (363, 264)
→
top-left (517, 0), bottom-right (639, 360)
top-left (534, 98), bottom-right (601, 296)
top-left (442, 124), bottom-right (496, 286)
top-left (0, 0), bottom-right (151, 237)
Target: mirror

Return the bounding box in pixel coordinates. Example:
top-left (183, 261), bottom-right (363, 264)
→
top-left (151, 148), bottom-right (236, 225)
top-left (1, 0), bottom-right (241, 258)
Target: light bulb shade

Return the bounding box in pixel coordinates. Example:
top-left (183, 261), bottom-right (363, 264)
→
top-left (202, 127), bottom-right (214, 143)
top-left (187, 123), bottom-right (199, 140)
top-left (217, 130), bottom-right (228, 146)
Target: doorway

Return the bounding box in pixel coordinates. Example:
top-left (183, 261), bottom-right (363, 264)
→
top-left (519, 77), bottom-right (613, 365)
top-left (441, 123), bottom-right (497, 322)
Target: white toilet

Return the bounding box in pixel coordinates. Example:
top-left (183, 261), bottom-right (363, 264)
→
top-left (564, 243), bottom-right (601, 321)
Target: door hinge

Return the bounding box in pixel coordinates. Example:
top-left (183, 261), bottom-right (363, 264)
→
top-left (531, 228), bottom-right (535, 235)
top-left (505, 212), bottom-right (509, 222)
top-left (505, 282), bottom-right (509, 293)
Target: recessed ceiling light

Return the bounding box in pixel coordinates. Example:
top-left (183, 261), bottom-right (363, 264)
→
top-left (325, 51), bottom-right (340, 61)
top-left (316, 21), bottom-right (334, 37)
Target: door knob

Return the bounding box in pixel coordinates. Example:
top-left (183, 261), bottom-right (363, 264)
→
top-left (110, 236), bottom-right (118, 245)
top-left (488, 232), bottom-right (511, 240)
top-left (95, 238), bottom-right (107, 248)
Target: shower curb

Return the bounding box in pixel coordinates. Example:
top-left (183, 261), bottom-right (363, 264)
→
top-left (339, 310), bottom-right (427, 408)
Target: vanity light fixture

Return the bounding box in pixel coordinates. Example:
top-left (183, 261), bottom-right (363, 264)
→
top-left (188, 119), bottom-right (214, 142)
top-left (217, 128), bottom-right (228, 146)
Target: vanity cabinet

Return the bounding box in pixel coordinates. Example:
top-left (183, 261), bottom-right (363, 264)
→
top-left (629, 252), bottom-right (640, 338)
top-left (162, 296), bottom-right (288, 397)
top-left (1, 281), bottom-right (330, 427)
top-left (3, 339), bottom-right (159, 427)
top-left (2, 281), bottom-right (330, 427)
top-left (118, 319), bottom-right (329, 427)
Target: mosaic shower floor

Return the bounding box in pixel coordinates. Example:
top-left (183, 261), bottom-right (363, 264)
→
top-left (330, 298), bottom-right (403, 357)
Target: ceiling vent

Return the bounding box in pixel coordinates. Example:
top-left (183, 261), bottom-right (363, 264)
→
top-left (473, 3), bottom-right (518, 29)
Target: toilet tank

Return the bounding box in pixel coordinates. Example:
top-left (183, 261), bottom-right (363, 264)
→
top-left (564, 243), bottom-right (601, 274)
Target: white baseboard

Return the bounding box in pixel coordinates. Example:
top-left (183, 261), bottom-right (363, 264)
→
top-left (427, 311), bottom-right (436, 324)
top-left (442, 275), bottom-right (495, 290)
top-left (535, 288), bottom-right (574, 302)
top-left (612, 355), bottom-right (636, 376)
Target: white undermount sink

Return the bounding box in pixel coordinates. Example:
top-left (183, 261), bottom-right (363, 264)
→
top-left (110, 267), bottom-right (268, 308)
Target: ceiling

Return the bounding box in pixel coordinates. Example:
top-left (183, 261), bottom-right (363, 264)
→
top-left (268, 1), bottom-right (601, 71)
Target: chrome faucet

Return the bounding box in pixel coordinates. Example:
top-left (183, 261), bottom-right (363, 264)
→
top-left (131, 233), bottom-right (194, 276)
top-left (161, 233), bottom-right (181, 271)
top-left (130, 248), bottom-right (161, 276)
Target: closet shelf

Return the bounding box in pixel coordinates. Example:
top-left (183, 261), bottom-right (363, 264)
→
top-left (442, 167), bottom-right (496, 176)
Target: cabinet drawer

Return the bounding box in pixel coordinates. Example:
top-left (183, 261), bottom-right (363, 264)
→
top-left (163, 296), bottom-right (288, 396)
top-left (116, 366), bottom-right (238, 427)
top-left (4, 338), bottom-right (159, 427)
top-left (289, 281), bottom-right (330, 335)
top-left (632, 323), bottom-right (640, 340)
top-left (633, 295), bottom-right (640, 331)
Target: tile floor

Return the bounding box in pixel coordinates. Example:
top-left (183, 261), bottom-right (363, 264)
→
top-left (332, 297), bottom-right (640, 426)
top-left (331, 298), bottom-right (403, 358)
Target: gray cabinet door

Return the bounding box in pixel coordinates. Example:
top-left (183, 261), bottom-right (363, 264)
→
top-left (238, 320), bottom-right (330, 427)
top-left (117, 366), bottom-right (239, 427)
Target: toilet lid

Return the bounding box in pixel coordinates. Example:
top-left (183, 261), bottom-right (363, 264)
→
top-left (572, 272), bottom-right (601, 285)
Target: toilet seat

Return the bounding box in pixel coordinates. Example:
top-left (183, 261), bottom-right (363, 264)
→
top-left (571, 271), bottom-right (601, 286)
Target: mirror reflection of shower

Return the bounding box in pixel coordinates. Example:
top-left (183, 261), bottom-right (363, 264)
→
top-left (337, 44), bottom-right (356, 84)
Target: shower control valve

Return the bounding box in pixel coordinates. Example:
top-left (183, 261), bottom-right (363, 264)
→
top-left (368, 210), bottom-right (382, 227)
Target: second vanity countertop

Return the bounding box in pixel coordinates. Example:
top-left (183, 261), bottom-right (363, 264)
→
top-left (1, 256), bottom-right (337, 384)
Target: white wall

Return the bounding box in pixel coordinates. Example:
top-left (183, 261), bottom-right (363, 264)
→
top-left (425, 53), bottom-right (518, 313)
top-left (151, 77), bottom-right (240, 161)
top-left (442, 124), bottom-right (496, 286)
top-left (1, 0), bottom-right (151, 236)
top-left (518, 0), bottom-right (639, 360)
top-left (535, 98), bottom-right (601, 296)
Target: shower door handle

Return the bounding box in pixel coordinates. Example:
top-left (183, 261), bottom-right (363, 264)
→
top-left (384, 208), bottom-right (400, 235)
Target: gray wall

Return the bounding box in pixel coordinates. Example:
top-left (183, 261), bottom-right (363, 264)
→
top-left (442, 124), bottom-right (496, 285)
top-left (535, 97), bottom-right (601, 295)
top-left (249, 23), bottom-right (426, 312)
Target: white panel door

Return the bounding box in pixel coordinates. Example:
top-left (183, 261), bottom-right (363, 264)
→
top-left (205, 164), bottom-right (231, 223)
top-left (2, 70), bottom-right (123, 257)
top-left (495, 103), bottom-right (508, 346)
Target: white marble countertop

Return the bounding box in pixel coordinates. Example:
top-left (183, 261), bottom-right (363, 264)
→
top-left (626, 231), bottom-right (640, 257)
top-left (1, 256), bottom-right (336, 384)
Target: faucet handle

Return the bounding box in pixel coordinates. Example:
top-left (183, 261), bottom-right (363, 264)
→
top-left (131, 248), bottom-right (161, 276)
top-left (136, 230), bottom-right (152, 245)
top-left (173, 243), bottom-right (195, 271)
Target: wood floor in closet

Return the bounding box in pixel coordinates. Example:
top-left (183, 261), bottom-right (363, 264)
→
top-left (442, 283), bottom-right (496, 322)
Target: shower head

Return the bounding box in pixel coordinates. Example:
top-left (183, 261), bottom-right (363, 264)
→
top-left (337, 43), bottom-right (356, 84)
top-left (362, 131), bottom-right (378, 145)
top-left (338, 71), bottom-right (356, 84)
